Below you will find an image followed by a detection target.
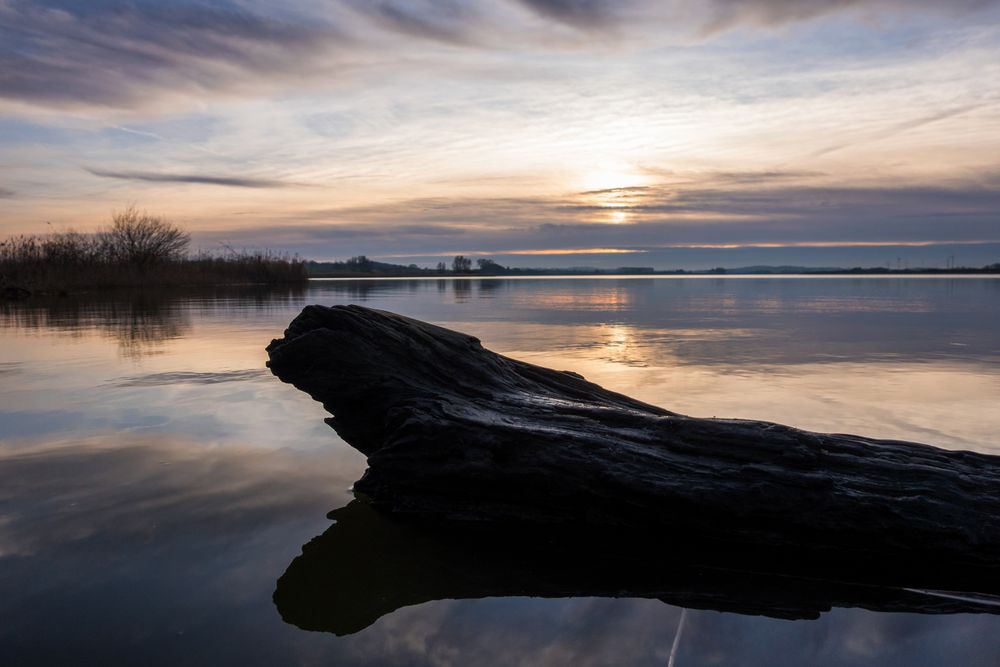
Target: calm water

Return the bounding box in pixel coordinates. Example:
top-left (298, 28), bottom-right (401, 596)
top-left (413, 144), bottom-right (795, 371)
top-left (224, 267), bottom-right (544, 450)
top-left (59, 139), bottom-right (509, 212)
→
top-left (1, 276), bottom-right (999, 666)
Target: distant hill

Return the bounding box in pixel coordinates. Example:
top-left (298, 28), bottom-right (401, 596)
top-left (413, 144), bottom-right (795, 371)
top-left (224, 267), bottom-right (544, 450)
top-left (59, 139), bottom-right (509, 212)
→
top-left (307, 259), bottom-right (436, 277)
top-left (724, 265), bottom-right (845, 274)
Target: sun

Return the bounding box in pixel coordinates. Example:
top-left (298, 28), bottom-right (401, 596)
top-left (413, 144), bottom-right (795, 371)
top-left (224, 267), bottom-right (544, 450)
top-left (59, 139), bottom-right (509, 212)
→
top-left (574, 162), bottom-right (645, 224)
top-left (580, 167), bottom-right (638, 193)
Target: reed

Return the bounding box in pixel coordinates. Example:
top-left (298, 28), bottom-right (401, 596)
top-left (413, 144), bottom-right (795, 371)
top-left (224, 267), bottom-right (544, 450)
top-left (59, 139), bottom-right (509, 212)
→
top-left (0, 207), bottom-right (307, 291)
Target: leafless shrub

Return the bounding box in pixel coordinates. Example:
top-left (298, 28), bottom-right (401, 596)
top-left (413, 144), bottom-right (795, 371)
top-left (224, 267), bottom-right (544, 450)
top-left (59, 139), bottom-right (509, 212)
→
top-left (0, 206), bottom-right (306, 290)
top-left (100, 205), bottom-right (190, 271)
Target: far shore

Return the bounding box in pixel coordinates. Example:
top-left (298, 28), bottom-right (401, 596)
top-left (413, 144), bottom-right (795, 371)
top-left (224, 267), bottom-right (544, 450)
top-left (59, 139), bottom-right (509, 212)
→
top-left (306, 257), bottom-right (1000, 279)
top-left (310, 271), bottom-right (1000, 281)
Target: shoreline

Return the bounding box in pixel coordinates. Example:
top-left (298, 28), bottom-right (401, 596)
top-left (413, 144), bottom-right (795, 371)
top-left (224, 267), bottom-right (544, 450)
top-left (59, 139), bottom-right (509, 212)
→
top-left (310, 272), bottom-right (1000, 281)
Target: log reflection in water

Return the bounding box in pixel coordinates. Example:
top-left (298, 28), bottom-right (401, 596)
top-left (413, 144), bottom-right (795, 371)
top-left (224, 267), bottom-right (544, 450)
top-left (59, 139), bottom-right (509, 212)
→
top-left (274, 500), bottom-right (1000, 637)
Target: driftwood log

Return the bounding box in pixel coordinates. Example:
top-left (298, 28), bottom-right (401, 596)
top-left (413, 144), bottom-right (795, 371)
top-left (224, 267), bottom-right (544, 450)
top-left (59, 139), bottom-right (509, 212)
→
top-left (267, 304), bottom-right (1000, 600)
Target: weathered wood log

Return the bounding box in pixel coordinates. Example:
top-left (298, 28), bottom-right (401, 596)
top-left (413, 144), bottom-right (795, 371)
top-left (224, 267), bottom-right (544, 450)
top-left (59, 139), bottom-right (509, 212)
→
top-left (275, 501), bottom-right (1000, 636)
top-left (266, 304), bottom-right (1000, 593)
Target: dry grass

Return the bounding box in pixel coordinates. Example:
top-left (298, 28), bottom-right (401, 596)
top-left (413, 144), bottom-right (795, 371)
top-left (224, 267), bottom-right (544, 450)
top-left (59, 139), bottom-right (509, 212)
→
top-left (1, 207), bottom-right (307, 291)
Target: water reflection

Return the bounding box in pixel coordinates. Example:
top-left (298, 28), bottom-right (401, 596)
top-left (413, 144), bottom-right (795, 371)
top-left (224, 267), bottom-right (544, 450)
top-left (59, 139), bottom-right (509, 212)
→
top-left (1, 290), bottom-right (191, 359)
top-left (109, 369), bottom-right (270, 387)
top-left (1, 277), bottom-right (999, 665)
top-left (306, 277), bottom-right (1000, 367)
top-left (0, 434), bottom-right (351, 557)
top-left (4, 435), bottom-right (1000, 666)
top-left (0, 434), bottom-right (349, 666)
top-left (275, 500), bottom-right (1000, 637)
top-left (452, 278), bottom-right (474, 302)
top-left (0, 284), bottom-right (330, 448)
top-left (0, 285), bottom-right (306, 359)
top-left (4, 278), bottom-right (994, 367)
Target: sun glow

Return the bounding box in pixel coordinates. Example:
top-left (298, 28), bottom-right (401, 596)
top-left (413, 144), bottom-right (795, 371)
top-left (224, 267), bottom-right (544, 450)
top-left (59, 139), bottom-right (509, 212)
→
top-left (579, 163), bottom-right (647, 193)
top-left (573, 162), bottom-right (648, 225)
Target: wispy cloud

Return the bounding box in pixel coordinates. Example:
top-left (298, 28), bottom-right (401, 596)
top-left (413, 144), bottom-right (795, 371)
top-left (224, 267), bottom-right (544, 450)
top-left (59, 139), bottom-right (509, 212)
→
top-left (516, 0), bottom-right (999, 34)
top-left (486, 247), bottom-right (643, 255)
top-left (0, 0), bottom-right (346, 110)
top-left (515, 0), bottom-right (621, 29)
top-left (694, 0), bottom-right (998, 34)
top-left (85, 168), bottom-right (295, 189)
top-left (0, 187), bottom-right (14, 198)
top-left (346, 0), bottom-right (485, 44)
top-left (2, 1), bottom-right (997, 112)
top-left (810, 103), bottom-right (988, 158)
top-left (191, 172), bottom-right (1000, 257)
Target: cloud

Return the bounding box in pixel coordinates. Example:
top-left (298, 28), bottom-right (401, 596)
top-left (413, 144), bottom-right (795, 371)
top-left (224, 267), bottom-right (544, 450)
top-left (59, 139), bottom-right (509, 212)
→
top-left (347, 0), bottom-right (485, 44)
top-left (604, 181), bottom-right (1000, 221)
top-left (192, 172), bottom-right (1000, 257)
top-left (515, 0), bottom-right (620, 29)
top-left (810, 103), bottom-right (988, 158)
top-left (2, 1), bottom-right (997, 112)
top-left (698, 0), bottom-right (997, 33)
top-left (85, 167), bottom-right (294, 188)
top-left (0, 0), bottom-right (344, 110)
top-left (513, 0), bottom-right (999, 33)
top-left (0, 186), bottom-right (14, 198)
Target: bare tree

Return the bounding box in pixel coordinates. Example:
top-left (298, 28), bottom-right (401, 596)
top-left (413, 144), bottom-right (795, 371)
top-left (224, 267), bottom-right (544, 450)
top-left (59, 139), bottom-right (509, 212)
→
top-left (452, 255), bottom-right (472, 273)
top-left (101, 206), bottom-right (190, 272)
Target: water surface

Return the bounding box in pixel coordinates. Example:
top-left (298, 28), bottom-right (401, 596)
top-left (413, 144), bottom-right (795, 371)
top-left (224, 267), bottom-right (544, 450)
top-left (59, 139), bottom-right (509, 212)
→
top-left (2, 277), bottom-right (999, 665)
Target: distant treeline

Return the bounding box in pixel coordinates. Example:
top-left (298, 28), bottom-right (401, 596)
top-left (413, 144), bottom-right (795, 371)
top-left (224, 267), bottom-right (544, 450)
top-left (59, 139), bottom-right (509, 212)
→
top-left (1, 207), bottom-right (307, 293)
top-left (805, 265), bottom-right (1000, 275)
top-left (307, 255), bottom-right (1000, 278)
top-left (308, 255), bottom-right (688, 277)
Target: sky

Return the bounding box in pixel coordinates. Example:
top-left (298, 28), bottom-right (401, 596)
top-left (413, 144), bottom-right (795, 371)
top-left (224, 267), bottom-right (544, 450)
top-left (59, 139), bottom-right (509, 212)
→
top-left (1, 0), bottom-right (999, 269)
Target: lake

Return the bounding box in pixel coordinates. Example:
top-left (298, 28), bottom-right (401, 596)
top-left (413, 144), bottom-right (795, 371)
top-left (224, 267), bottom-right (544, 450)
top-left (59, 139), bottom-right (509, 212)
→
top-left (2, 276), bottom-right (999, 666)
